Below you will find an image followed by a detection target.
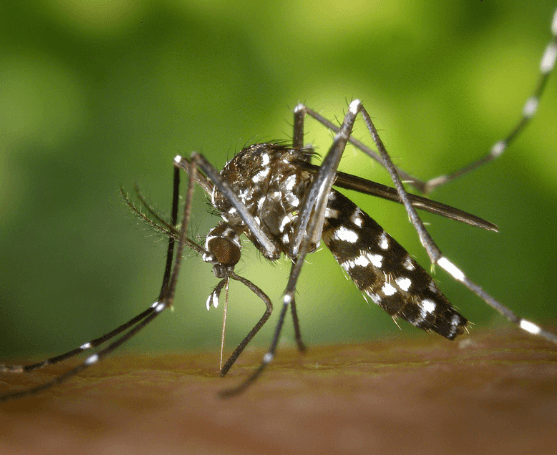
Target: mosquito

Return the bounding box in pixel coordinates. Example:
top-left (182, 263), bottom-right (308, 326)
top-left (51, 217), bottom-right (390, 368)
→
top-left (1, 8), bottom-right (556, 402)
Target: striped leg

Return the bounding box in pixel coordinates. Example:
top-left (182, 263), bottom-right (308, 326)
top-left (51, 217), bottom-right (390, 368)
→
top-left (293, 9), bottom-right (557, 194)
top-left (0, 166), bottom-right (184, 402)
top-left (356, 103), bottom-right (557, 344)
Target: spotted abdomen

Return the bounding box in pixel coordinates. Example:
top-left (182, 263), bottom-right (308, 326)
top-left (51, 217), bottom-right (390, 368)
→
top-left (322, 190), bottom-right (467, 339)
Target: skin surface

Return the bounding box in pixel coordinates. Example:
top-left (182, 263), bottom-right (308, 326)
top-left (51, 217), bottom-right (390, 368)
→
top-left (1, 330), bottom-right (556, 454)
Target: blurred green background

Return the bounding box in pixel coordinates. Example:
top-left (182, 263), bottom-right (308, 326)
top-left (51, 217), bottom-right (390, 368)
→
top-left (1, 1), bottom-right (556, 360)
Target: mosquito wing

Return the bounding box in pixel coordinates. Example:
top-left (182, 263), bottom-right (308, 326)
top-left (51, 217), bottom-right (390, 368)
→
top-left (294, 160), bottom-right (498, 232)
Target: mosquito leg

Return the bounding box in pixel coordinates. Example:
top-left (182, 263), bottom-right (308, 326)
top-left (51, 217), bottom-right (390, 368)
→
top-left (0, 306), bottom-right (157, 374)
top-left (0, 304), bottom-right (166, 402)
top-left (293, 103), bottom-right (428, 192)
top-left (0, 167), bottom-right (182, 376)
top-left (290, 297), bottom-right (307, 354)
top-left (0, 166), bottom-right (183, 402)
top-left (295, 10), bottom-right (557, 195)
top-left (424, 12), bottom-right (557, 192)
top-left (161, 156), bottom-right (199, 309)
top-left (291, 100), bottom-right (362, 258)
top-left (423, 13), bottom-right (557, 192)
top-left (219, 298), bottom-right (288, 398)
top-left (254, 107), bottom-right (309, 353)
top-left (357, 104), bottom-right (557, 345)
top-left (292, 103), bottom-right (305, 149)
top-left (219, 272), bottom-right (273, 377)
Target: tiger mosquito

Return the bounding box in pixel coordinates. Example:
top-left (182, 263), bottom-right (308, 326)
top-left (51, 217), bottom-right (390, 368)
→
top-left (1, 9), bottom-right (557, 401)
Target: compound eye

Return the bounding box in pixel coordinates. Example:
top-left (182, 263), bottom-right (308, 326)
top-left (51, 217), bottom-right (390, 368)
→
top-left (207, 237), bottom-right (241, 267)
